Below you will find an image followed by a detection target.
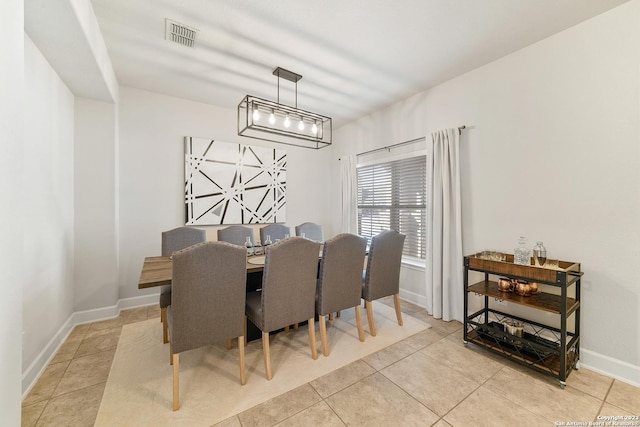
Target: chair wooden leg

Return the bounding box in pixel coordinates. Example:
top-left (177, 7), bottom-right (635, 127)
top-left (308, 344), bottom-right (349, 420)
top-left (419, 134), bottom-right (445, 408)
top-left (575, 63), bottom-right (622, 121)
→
top-left (293, 323), bottom-right (299, 330)
top-left (262, 331), bottom-right (272, 380)
top-left (393, 294), bottom-right (404, 326)
top-left (355, 306), bottom-right (365, 342)
top-left (308, 317), bottom-right (318, 360)
top-left (161, 307), bottom-right (168, 344)
top-left (244, 316), bottom-right (248, 346)
top-left (365, 300), bottom-right (376, 336)
top-left (319, 315), bottom-right (329, 356)
top-left (238, 336), bottom-right (246, 385)
top-left (284, 325), bottom-right (290, 333)
top-left (336, 310), bottom-right (341, 318)
top-left (226, 339), bottom-right (233, 350)
top-left (169, 341), bottom-right (173, 365)
top-left (172, 353), bottom-right (180, 411)
top-left (328, 313), bottom-right (333, 321)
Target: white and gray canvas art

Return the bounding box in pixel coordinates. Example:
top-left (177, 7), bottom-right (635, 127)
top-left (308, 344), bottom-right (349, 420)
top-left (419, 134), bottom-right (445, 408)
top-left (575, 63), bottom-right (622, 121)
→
top-left (185, 137), bottom-right (286, 225)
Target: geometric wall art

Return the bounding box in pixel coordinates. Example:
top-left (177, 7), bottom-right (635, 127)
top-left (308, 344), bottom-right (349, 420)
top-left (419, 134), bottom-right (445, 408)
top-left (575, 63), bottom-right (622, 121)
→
top-left (184, 137), bottom-right (286, 225)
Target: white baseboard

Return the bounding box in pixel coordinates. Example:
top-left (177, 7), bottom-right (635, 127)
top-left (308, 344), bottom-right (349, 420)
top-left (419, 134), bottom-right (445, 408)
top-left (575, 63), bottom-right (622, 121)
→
top-left (21, 316), bottom-right (77, 399)
top-left (398, 288), bottom-right (427, 309)
top-left (580, 348), bottom-right (640, 387)
top-left (70, 293), bottom-right (158, 325)
top-left (21, 293), bottom-right (159, 398)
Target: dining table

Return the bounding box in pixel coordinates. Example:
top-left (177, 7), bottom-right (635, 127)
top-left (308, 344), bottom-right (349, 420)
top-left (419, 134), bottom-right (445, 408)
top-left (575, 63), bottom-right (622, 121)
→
top-left (138, 255), bottom-right (266, 289)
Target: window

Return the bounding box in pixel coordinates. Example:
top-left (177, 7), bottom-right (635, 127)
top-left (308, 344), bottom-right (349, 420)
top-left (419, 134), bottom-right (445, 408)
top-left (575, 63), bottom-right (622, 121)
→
top-left (357, 154), bottom-right (426, 259)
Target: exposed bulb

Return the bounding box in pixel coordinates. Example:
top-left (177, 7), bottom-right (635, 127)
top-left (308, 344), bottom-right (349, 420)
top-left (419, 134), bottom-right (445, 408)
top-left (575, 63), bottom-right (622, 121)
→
top-left (311, 122), bottom-right (318, 135)
top-left (252, 108), bottom-right (260, 121)
top-left (284, 115), bottom-right (291, 128)
top-left (269, 112), bottom-right (276, 125)
top-left (298, 119), bottom-right (305, 131)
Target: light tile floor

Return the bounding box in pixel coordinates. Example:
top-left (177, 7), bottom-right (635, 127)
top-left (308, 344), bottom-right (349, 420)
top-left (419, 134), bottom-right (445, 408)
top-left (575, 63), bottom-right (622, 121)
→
top-left (22, 299), bottom-right (640, 426)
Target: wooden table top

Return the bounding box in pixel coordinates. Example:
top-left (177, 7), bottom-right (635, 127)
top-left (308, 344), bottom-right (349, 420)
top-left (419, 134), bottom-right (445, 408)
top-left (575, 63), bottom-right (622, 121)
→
top-left (138, 255), bottom-right (265, 289)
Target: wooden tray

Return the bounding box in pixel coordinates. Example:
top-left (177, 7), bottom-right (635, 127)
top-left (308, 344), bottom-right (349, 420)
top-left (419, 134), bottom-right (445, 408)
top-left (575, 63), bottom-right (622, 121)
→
top-left (466, 253), bottom-right (581, 284)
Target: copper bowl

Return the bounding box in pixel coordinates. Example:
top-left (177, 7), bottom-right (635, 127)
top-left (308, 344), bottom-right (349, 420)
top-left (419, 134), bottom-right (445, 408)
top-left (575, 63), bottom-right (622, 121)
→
top-left (514, 280), bottom-right (533, 296)
top-left (497, 277), bottom-right (512, 292)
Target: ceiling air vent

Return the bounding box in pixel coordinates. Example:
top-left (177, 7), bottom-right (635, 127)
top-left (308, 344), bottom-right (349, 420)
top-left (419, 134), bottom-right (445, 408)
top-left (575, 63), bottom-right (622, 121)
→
top-left (165, 19), bottom-right (198, 48)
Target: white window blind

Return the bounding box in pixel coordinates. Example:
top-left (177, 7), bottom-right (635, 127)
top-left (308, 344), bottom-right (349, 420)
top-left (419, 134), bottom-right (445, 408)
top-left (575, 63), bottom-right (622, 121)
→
top-left (357, 155), bottom-right (426, 259)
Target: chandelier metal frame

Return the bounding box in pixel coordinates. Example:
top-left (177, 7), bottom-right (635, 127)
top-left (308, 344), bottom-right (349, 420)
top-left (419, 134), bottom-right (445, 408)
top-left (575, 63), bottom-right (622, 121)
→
top-left (238, 67), bottom-right (332, 149)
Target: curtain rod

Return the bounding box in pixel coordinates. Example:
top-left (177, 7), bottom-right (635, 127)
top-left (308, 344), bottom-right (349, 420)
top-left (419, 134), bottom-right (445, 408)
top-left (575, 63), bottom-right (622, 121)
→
top-left (356, 136), bottom-right (425, 158)
top-left (345, 125), bottom-right (465, 159)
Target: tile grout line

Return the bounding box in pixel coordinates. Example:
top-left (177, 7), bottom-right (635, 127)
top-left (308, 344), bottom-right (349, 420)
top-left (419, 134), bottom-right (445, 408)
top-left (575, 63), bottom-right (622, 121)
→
top-left (265, 387), bottom-right (343, 427)
top-left (436, 363), bottom-right (509, 425)
top-left (27, 322), bottom-right (95, 427)
top-left (593, 379), bottom-right (616, 422)
top-left (367, 331), bottom-right (454, 422)
top-left (26, 307), bottom-right (155, 427)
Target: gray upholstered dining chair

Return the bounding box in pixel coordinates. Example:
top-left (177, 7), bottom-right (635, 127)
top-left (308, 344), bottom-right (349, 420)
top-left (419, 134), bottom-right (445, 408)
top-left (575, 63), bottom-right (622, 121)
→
top-left (245, 237), bottom-right (321, 380)
top-left (362, 230), bottom-right (406, 336)
top-left (295, 222), bottom-right (324, 242)
top-left (316, 233), bottom-right (367, 356)
top-left (167, 241), bottom-right (247, 411)
top-left (259, 223), bottom-right (291, 243)
top-left (217, 225), bottom-right (254, 246)
top-left (160, 226), bottom-right (207, 344)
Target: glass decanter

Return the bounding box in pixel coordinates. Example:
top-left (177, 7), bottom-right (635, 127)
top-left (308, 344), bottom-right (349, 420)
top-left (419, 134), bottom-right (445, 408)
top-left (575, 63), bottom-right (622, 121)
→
top-left (514, 236), bottom-right (531, 266)
top-left (533, 241), bottom-right (547, 267)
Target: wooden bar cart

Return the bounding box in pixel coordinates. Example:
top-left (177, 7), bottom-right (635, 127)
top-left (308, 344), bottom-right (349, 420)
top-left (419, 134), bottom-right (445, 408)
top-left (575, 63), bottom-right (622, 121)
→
top-left (463, 253), bottom-right (583, 387)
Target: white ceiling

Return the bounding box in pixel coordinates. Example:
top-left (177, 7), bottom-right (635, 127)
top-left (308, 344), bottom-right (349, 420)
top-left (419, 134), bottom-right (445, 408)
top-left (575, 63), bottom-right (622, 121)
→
top-left (90, 0), bottom-right (629, 126)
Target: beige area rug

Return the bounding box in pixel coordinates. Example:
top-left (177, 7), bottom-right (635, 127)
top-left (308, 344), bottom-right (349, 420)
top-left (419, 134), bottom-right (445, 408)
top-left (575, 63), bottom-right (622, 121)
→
top-left (95, 301), bottom-right (428, 426)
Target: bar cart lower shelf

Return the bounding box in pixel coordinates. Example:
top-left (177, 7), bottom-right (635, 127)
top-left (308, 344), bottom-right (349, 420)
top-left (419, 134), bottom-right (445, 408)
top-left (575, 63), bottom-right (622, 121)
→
top-left (463, 253), bottom-right (582, 387)
top-left (465, 311), bottom-right (579, 383)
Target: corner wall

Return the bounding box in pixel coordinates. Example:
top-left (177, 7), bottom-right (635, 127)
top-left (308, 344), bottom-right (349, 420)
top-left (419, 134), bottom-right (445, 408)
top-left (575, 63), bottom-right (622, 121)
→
top-left (331, 1), bottom-right (640, 384)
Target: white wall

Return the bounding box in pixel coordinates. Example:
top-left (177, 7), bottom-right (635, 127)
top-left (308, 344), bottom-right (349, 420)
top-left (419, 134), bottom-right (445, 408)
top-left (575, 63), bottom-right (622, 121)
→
top-left (0, 0), bottom-right (24, 422)
top-left (74, 98), bottom-right (118, 311)
top-left (331, 1), bottom-right (640, 384)
top-left (22, 35), bottom-right (76, 383)
top-left (117, 87), bottom-right (332, 300)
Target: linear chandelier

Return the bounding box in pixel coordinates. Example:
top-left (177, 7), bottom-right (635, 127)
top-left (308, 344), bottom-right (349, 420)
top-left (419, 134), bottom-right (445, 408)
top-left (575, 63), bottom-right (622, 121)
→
top-left (238, 67), bottom-right (332, 149)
